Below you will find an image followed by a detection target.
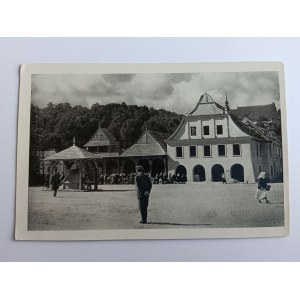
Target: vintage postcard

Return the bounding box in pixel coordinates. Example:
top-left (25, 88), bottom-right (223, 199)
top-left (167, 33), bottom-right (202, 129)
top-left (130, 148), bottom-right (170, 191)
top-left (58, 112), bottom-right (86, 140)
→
top-left (15, 63), bottom-right (289, 240)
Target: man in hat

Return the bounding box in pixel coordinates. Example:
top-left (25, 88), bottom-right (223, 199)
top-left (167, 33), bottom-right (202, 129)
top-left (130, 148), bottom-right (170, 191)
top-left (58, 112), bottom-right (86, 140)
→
top-left (135, 165), bottom-right (152, 224)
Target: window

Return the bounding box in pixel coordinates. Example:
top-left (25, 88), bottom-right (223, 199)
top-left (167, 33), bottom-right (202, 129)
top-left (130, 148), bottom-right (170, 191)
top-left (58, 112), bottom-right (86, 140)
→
top-left (203, 145), bottom-right (211, 157)
top-left (218, 145), bottom-right (226, 156)
top-left (190, 146), bottom-right (197, 157)
top-left (216, 125), bottom-right (223, 135)
top-left (190, 126), bottom-right (196, 136)
top-left (176, 146), bottom-right (183, 158)
top-left (203, 126), bottom-right (210, 135)
top-left (233, 144), bottom-right (241, 156)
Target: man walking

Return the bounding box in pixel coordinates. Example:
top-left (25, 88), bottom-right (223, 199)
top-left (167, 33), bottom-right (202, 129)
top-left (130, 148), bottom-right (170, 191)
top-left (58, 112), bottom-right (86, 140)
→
top-left (51, 168), bottom-right (61, 197)
top-left (135, 165), bottom-right (152, 224)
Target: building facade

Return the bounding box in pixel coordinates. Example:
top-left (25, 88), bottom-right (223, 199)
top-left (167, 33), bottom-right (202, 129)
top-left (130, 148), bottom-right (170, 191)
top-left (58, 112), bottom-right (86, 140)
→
top-left (166, 92), bottom-right (283, 183)
top-left (44, 92), bottom-right (283, 188)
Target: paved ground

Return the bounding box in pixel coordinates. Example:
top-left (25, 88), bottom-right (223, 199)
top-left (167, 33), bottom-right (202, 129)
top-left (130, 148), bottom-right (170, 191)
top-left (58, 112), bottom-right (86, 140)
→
top-left (28, 183), bottom-right (285, 231)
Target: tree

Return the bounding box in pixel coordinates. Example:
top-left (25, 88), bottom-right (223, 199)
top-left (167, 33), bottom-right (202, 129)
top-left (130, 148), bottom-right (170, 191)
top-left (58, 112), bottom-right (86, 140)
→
top-left (35, 102), bottom-right (182, 152)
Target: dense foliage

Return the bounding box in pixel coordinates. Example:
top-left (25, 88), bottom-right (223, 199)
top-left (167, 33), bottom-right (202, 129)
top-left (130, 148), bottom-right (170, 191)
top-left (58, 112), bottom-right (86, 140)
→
top-left (33, 102), bottom-right (182, 151)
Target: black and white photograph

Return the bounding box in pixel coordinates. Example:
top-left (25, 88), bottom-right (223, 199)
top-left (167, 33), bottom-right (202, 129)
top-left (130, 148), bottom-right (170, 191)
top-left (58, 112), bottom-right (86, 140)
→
top-left (15, 63), bottom-right (289, 240)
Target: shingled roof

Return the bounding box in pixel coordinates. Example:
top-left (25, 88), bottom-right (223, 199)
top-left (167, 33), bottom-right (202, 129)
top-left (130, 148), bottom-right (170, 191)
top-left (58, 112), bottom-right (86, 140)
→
top-left (229, 113), bottom-right (271, 142)
top-left (120, 129), bottom-right (167, 157)
top-left (230, 103), bottom-right (279, 122)
top-left (44, 145), bottom-right (97, 161)
top-left (228, 103), bottom-right (279, 141)
top-left (84, 126), bottom-right (118, 148)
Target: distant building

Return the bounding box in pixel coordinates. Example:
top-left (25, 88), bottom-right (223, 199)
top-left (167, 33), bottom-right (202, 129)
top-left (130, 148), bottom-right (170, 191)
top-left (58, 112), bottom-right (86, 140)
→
top-left (166, 92), bottom-right (283, 183)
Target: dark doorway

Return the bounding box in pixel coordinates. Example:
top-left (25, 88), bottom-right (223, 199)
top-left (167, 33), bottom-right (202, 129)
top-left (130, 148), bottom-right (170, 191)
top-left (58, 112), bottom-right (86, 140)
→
top-left (137, 158), bottom-right (150, 173)
top-left (193, 165), bottom-right (206, 182)
top-left (123, 159), bottom-right (136, 174)
top-left (231, 164), bottom-right (244, 182)
top-left (176, 165), bottom-right (187, 176)
top-left (211, 164), bottom-right (224, 182)
top-left (106, 160), bottom-right (118, 175)
top-left (151, 158), bottom-right (165, 177)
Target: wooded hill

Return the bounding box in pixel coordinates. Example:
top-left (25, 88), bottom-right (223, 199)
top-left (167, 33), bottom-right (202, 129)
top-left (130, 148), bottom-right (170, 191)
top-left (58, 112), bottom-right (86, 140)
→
top-left (33, 102), bottom-right (182, 152)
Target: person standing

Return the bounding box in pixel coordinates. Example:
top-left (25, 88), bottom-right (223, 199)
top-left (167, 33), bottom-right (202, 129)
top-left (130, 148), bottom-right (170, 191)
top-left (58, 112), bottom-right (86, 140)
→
top-left (135, 165), bottom-right (152, 224)
top-left (222, 173), bottom-right (227, 184)
top-left (51, 168), bottom-right (61, 197)
top-left (255, 172), bottom-right (270, 203)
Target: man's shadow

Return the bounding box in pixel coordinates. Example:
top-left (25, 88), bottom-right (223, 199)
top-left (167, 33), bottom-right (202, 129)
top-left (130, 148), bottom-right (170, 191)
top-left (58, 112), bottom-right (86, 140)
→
top-left (146, 222), bottom-right (212, 226)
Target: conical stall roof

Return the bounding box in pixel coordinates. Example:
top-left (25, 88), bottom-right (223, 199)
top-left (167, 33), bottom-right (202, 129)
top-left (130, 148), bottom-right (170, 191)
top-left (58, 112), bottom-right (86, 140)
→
top-left (44, 145), bottom-right (97, 161)
top-left (84, 125), bottom-right (118, 148)
top-left (120, 129), bottom-right (167, 157)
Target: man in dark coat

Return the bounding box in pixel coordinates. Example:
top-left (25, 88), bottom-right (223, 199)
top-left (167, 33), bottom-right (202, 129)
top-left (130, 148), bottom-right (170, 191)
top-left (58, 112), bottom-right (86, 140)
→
top-left (135, 165), bottom-right (152, 224)
top-left (51, 168), bottom-right (61, 197)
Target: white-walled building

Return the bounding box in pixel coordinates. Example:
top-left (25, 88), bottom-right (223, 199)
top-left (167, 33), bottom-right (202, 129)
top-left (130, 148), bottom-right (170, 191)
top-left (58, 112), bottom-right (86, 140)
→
top-left (166, 92), bottom-right (283, 183)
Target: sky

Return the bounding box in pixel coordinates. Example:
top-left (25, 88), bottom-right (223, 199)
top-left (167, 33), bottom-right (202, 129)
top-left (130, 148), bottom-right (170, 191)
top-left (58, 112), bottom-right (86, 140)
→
top-left (31, 72), bottom-right (280, 114)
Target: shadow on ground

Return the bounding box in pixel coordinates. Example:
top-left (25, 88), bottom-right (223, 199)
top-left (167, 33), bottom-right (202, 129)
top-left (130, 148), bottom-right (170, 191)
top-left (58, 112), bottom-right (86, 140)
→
top-left (146, 221), bottom-right (212, 226)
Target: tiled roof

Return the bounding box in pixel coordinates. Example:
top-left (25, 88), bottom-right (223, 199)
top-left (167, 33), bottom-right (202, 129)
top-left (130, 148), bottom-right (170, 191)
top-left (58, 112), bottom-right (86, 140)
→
top-left (229, 113), bottom-right (271, 141)
top-left (84, 127), bottom-right (118, 147)
top-left (44, 145), bottom-right (97, 161)
top-left (230, 103), bottom-right (278, 122)
top-left (120, 130), bottom-right (167, 157)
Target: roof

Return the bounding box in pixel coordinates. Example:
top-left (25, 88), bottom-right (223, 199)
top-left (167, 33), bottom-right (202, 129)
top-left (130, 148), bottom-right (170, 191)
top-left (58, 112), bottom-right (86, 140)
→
top-left (84, 126), bottom-right (118, 147)
top-left (44, 145), bottom-right (97, 161)
top-left (120, 129), bottom-right (167, 157)
top-left (44, 150), bottom-right (56, 158)
top-left (228, 103), bottom-right (279, 141)
top-left (93, 152), bottom-right (120, 158)
top-left (230, 103), bottom-right (279, 122)
top-left (189, 92), bottom-right (225, 116)
top-left (229, 113), bottom-right (271, 141)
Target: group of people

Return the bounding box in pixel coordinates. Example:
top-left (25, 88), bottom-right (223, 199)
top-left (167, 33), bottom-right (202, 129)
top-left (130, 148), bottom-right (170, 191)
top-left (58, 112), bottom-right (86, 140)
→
top-left (152, 172), bottom-right (187, 184)
top-left (97, 173), bottom-right (136, 185)
top-left (82, 171), bottom-right (188, 186)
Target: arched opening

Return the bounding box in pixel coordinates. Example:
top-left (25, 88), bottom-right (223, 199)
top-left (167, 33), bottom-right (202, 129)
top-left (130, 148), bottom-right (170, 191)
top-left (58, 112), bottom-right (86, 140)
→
top-left (97, 161), bottom-right (103, 173)
top-left (176, 165), bottom-right (187, 176)
top-left (175, 165), bottom-right (187, 183)
top-left (193, 165), bottom-right (206, 182)
top-left (151, 158), bottom-right (165, 177)
top-left (211, 164), bottom-right (224, 182)
top-left (123, 159), bottom-right (136, 174)
top-left (137, 158), bottom-right (150, 173)
top-left (106, 160), bottom-right (118, 175)
top-left (230, 164), bottom-right (244, 182)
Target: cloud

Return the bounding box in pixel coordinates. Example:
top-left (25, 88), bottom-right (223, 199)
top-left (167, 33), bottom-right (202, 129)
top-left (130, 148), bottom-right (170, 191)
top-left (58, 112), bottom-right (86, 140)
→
top-left (32, 71), bottom-right (280, 113)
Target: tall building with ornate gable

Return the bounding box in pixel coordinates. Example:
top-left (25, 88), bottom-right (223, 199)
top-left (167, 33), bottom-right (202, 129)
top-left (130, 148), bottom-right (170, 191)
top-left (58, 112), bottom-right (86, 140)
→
top-left (166, 92), bottom-right (283, 183)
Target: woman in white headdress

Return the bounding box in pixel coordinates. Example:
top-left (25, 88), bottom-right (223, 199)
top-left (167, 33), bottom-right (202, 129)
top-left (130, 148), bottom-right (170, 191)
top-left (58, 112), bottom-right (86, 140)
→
top-left (255, 172), bottom-right (270, 203)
